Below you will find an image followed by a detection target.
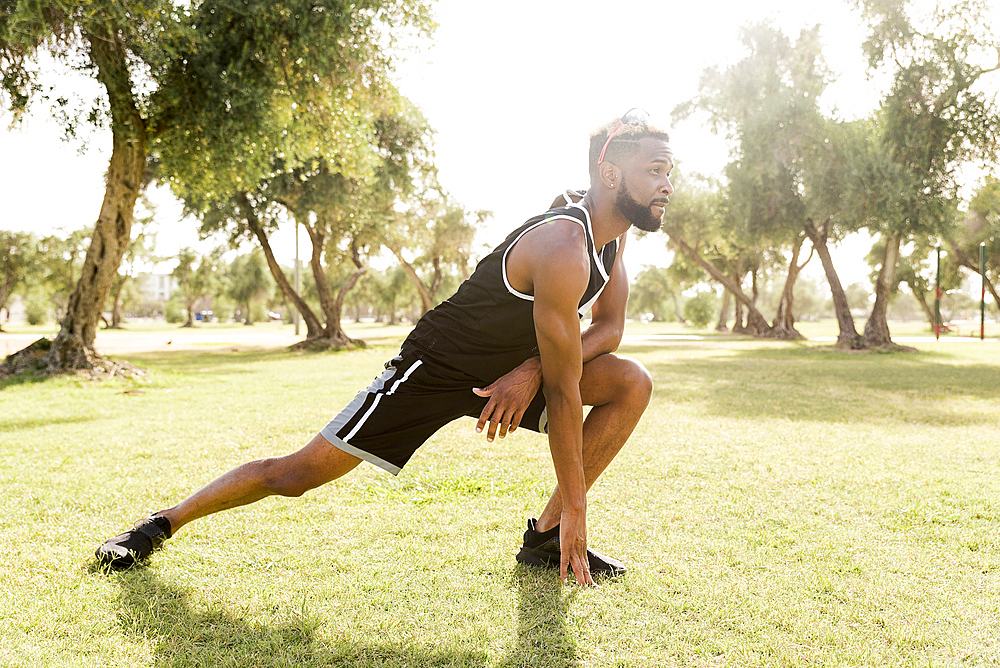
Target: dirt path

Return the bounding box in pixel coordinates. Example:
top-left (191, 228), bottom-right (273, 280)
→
top-left (1, 326), bottom-right (306, 358)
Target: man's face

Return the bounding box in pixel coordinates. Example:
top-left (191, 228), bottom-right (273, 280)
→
top-left (613, 137), bottom-right (675, 232)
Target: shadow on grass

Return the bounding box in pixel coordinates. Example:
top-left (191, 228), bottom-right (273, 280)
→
top-left (112, 569), bottom-right (492, 667)
top-left (0, 414), bottom-right (99, 431)
top-left (501, 567), bottom-right (580, 668)
top-left (0, 371), bottom-right (48, 390)
top-left (106, 565), bottom-right (582, 667)
top-left (647, 346), bottom-right (1000, 426)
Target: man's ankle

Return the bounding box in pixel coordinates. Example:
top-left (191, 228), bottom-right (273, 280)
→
top-left (533, 517), bottom-right (558, 533)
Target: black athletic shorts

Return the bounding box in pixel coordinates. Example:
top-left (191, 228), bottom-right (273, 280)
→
top-left (320, 351), bottom-right (548, 475)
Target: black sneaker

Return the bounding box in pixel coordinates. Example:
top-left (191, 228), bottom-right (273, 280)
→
top-left (95, 514), bottom-right (172, 570)
top-left (515, 518), bottom-right (627, 577)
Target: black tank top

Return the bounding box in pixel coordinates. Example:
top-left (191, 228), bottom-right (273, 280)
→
top-left (402, 202), bottom-right (619, 385)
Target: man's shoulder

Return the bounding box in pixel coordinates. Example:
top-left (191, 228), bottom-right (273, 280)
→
top-left (519, 219), bottom-right (590, 285)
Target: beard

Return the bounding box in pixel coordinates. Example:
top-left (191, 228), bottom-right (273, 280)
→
top-left (615, 180), bottom-right (663, 232)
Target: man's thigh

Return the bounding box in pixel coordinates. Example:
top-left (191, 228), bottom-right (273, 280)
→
top-left (320, 353), bottom-right (487, 474)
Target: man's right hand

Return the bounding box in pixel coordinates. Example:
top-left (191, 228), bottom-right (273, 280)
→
top-left (473, 356), bottom-right (542, 442)
top-left (560, 505), bottom-right (594, 586)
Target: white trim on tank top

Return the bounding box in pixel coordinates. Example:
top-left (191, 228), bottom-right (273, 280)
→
top-left (501, 203), bottom-right (614, 314)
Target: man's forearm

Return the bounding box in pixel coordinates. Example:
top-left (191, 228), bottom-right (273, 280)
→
top-left (581, 320), bottom-right (622, 363)
top-left (543, 387), bottom-right (587, 509)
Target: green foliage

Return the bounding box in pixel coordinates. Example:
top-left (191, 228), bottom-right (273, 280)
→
top-left (629, 266), bottom-right (680, 322)
top-left (951, 177), bottom-right (1000, 287)
top-left (226, 248), bottom-right (272, 324)
top-left (164, 294), bottom-right (185, 324)
top-left (384, 194), bottom-right (488, 313)
top-left (1, 0), bottom-right (435, 352)
top-left (23, 294), bottom-right (48, 325)
top-left (847, 0), bottom-right (1000, 240)
top-left (0, 229), bottom-right (39, 311)
top-left (684, 290), bottom-right (718, 329)
top-left (172, 245), bottom-right (223, 324)
top-left (845, 282), bottom-right (872, 314)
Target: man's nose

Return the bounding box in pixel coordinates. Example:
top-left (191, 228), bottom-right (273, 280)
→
top-left (662, 177), bottom-right (674, 197)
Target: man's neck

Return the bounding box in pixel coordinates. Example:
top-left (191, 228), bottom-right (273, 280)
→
top-left (581, 191), bottom-right (631, 249)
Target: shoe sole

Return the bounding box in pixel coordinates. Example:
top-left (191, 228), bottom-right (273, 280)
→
top-left (515, 545), bottom-right (627, 577)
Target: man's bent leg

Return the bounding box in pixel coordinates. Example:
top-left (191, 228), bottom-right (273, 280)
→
top-left (160, 433), bottom-right (362, 533)
top-left (534, 354), bottom-right (652, 533)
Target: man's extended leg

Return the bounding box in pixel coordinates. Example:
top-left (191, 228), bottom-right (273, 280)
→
top-left (160, 433), bottom-right (362, 533)
top-left (532, 353), bottom-right (652, 529)
top-left (96, 434), bottom-right (360, 568)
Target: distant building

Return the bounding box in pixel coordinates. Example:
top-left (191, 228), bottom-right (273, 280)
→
top-left (140, 273), bottom-right (179, 301)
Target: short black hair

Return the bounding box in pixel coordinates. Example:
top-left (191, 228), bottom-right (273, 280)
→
top-left (589, 118), bottom-right (671, 182)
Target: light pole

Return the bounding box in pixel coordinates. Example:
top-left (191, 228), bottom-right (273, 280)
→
top-left (934, 244), bottom-right (942, 341)
top-left (294, 219), bottom-right (301, 336)
top-left (981, 242), bottom-right (987, 341)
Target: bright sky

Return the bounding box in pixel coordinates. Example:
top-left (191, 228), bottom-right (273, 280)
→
top-left (0, 0), bottom-right (989, 286)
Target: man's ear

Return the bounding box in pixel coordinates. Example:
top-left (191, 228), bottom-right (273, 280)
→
top-left (599, 162), bottom-right (619, 190)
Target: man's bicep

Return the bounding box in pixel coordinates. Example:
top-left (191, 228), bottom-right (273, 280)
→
top-left (532, 257), bottom-right (589, 377)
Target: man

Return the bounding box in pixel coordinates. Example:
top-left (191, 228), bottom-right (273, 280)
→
top-left (96, 111), bottom-right (674, 587)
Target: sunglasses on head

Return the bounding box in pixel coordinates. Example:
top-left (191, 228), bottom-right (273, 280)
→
top-left (597, 108), bottom-right (651, 165)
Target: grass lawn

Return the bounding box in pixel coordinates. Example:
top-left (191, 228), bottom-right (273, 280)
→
top-left (1, 323), bottom-right (998, 667)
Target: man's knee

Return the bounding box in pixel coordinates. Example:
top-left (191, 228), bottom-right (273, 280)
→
top-left (257, 456), bottom-right (314, 498)
top-left (616, 356), bottom-right (653, 405)
top-left (582, 353), bottom-right (653, 408)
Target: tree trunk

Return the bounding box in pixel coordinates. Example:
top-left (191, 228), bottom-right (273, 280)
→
top-left (389, 246), bottom-right (435, 316)
top-left (671, 291), bottom-right (686, 324)
top-left (907, 281), bottom-right (937, 331)
top-left (669, 237), bottom-right (775, 338)
top-left (715, 288), bottom-right (730, 332)
top-left (732, 270), bottom-right (747, 333)
top-left (864, 233), bottom-right (901, 348)
top-left (324, 238), bottom-right (367, 347)
top-left (182, 296), bottom-right (196, 328)
top-left (109, 278), bottom-right (126, 328)
top-left (298, 224), bottom-right (364, 350)
top-left (40, 30), bottom-right (147, 374)
top-left (771, 234), bottom-right (810, 340)
top-left (803, 218), bottom-right (864, 350)
top-left (241, 195), bottom-right (324, 339)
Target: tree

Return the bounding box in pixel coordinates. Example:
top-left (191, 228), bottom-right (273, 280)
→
top-left (383, 195), bottom-right (487, 317)
top-left (660, 171), bottom-right (776, 336)
top-left (684, 290), bottom-right (719, 329)
top-left (366, 265), bottom-right (415, 324)
top-left (629, 266), bottom-right (682, 322)
top-left (673, 23), bottom-right (836, 341)
top-left (1, 0), bottom-right (433, 374)
top-left (848, 0), bottom-right (1000, 348)
top-left (0, 230), bottom-right (37, 330)
top-left (172, 247), bottom-right (220, 327)
top-left (226, 249), bottom-right (272, 325)
top-left (186, 95), bottom-right (436, 350)
top-left (36, 229), bottom-right (91, 324)
top-left (948, 177), bottom-right (1000, 306)
top-left (871, 237), bottom-right (962, 330)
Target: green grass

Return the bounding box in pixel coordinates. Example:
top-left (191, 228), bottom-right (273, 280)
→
top-left (1, 324), bottom-right (999, 667)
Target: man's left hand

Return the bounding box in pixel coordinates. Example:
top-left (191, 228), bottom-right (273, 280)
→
top-left (473, 356), bottom-right (542, 441)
